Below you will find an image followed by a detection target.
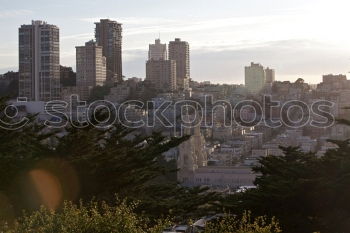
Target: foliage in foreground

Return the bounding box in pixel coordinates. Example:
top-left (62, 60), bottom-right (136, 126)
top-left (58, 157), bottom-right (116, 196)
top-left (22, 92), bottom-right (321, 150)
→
top-left (0, 200), bottom-right (169, 233)
top-left (0, 98), bottom-right (219, 219)
top-left (204, 211), bottom-right (281, 233)
top-left (0, 200), bottom-right (281, 233)
top-left (224, 142), bottom-right (350, 233)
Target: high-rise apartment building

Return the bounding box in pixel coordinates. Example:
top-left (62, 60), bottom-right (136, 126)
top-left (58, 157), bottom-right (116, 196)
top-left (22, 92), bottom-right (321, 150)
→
top-left (148, 39), bottom-right (168, 60)
top-left (168, 38), bottom-right (190, 90)
top-left (76, 40), bottom-right (107, 88)
top-left (148, 39), bottom-right (167, 60)
top-left (245, 62), bottom-right (266, 94)
top-left (265, 67), bottom-right (275, 84)
top-left (19, 20), bottom-right (60, 101)
top-left (95, 19), bottom-right (122, 84)
top-left (146, 60), bottom-right (176, 92)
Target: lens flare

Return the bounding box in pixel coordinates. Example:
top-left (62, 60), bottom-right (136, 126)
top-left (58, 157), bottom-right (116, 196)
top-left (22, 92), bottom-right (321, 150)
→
top-left (22, 159), bottom-right (80, 211)
top-left (29, 169), bottom-right (62, 210)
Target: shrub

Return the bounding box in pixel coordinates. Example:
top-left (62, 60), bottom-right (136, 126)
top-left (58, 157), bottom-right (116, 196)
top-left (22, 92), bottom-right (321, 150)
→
top-left (0, 201), bottom-right (282, 233)
top-left (204, 211), bottom-right (282, 233)
top-left (0, 199), bottom-right (169, 233)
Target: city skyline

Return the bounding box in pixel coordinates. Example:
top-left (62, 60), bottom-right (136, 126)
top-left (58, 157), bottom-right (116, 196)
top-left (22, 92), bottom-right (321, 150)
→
top-left (1, 0), bottom-right (350, 84)
top-left (2, 3), bottom-right (350, 232)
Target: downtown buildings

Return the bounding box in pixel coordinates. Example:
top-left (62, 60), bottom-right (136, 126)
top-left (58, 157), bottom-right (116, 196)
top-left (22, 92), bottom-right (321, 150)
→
top-left (95, 19), bottom-right (123, 85)
top-left (18, 20), bottom-right (60, 101)
top-left (148, 39), bottom-right (167, 61)
top-left (265, 67), bottom-right (275, 84)
top-left (75, 40), bottom-right (107, 100)
top-left (245, 62), bottom-right (266, 94)
top-left (244, 62), bottom-right (275, 94)
top-left (145, 38), bottom-right (190, 92)
top-left (76, 40), bottom-right (107, 88)
top-left (18, 19), bottom-right (193, 101)
top-left (146, 59), bottom-right (177, 92)
top-left (169, 38), bottom-right (190, 90)
top-left (146, 39), bottom-right (176, 92)
top-left (18, 19), bottom-right (122, 102)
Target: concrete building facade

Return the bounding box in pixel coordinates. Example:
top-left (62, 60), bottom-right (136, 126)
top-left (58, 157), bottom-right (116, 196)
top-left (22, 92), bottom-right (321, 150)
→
top-left (169, 38), bottom-right (190, 90)
top-left (265, 67), bottom-right (275, 83)
top-left (148, 39), bottom-right (167, 61)
top-left (245, 62), bottom-right (266, 94)
top-left (95, 19), bottom-right (122, 84)
top-left (19, 20), bottom-right (60, 101)
top-left (76, 40), bottom-right (107, 88)
top-left (146, 60), bottom-right (177, 92)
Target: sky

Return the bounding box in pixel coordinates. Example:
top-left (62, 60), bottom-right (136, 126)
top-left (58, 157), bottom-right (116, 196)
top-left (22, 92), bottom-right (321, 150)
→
top-left (1, 0), bottom-right (350, 84)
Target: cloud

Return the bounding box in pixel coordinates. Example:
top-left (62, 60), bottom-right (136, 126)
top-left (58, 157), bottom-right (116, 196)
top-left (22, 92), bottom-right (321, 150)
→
top-left (0, 9), bottom-right (33, 18)
top-left (75, 11), bottom-right (339, 55)
top-left (76, 13), bottom-right (319, 55)
top-left (79, 14), bottom-right (300, 36)
top-left (79, 17), bottom-right (176, 25)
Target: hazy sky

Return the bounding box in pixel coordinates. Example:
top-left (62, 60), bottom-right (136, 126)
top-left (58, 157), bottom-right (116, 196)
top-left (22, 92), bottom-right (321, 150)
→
top-left (1, 0), bottom-right (350, 84)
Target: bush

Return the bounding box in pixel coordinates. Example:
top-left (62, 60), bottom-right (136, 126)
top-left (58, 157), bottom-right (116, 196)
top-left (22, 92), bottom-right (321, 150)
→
top-left (0, 199), bottom-right (169, 233)
top-left (204, 211), bottom-right (282, 233)
top-left (0, 200), bottom-right (282, 233)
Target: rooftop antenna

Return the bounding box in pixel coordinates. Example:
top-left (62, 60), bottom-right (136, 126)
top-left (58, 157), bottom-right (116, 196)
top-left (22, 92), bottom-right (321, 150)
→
top-left (158, 32), bottom-right (161, 40)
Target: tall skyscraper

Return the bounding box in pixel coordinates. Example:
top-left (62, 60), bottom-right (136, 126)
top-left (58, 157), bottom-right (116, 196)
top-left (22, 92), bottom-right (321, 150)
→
top-left (245, 62), bottom-right (266, 94)
top-left (95, 19), bottom-right (122, 84)
top-left (168, 38), bottom-right (190, 90)
top-left (19, 20), bottom-right (60, 101)
top-left (265, 67), bottom-right (275, 84)
top-left (148, 39), bottom-right (167, 60)
top-left (76, 40), bottom-right (107, 87)
top-left (146, 60), bottom-right (176, 92)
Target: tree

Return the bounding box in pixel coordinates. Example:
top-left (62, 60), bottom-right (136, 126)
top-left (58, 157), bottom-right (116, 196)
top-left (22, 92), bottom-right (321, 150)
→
top-left (52, 121), bottom-right (220, 219)
top-left (223, 143), bottom-right (350, 233)
top-left (294, 78), bottom-right (304, 85)
top-left (0, 99), bottom-right (219, 221)
top-left (0, 99), bottom-right (56, 217)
